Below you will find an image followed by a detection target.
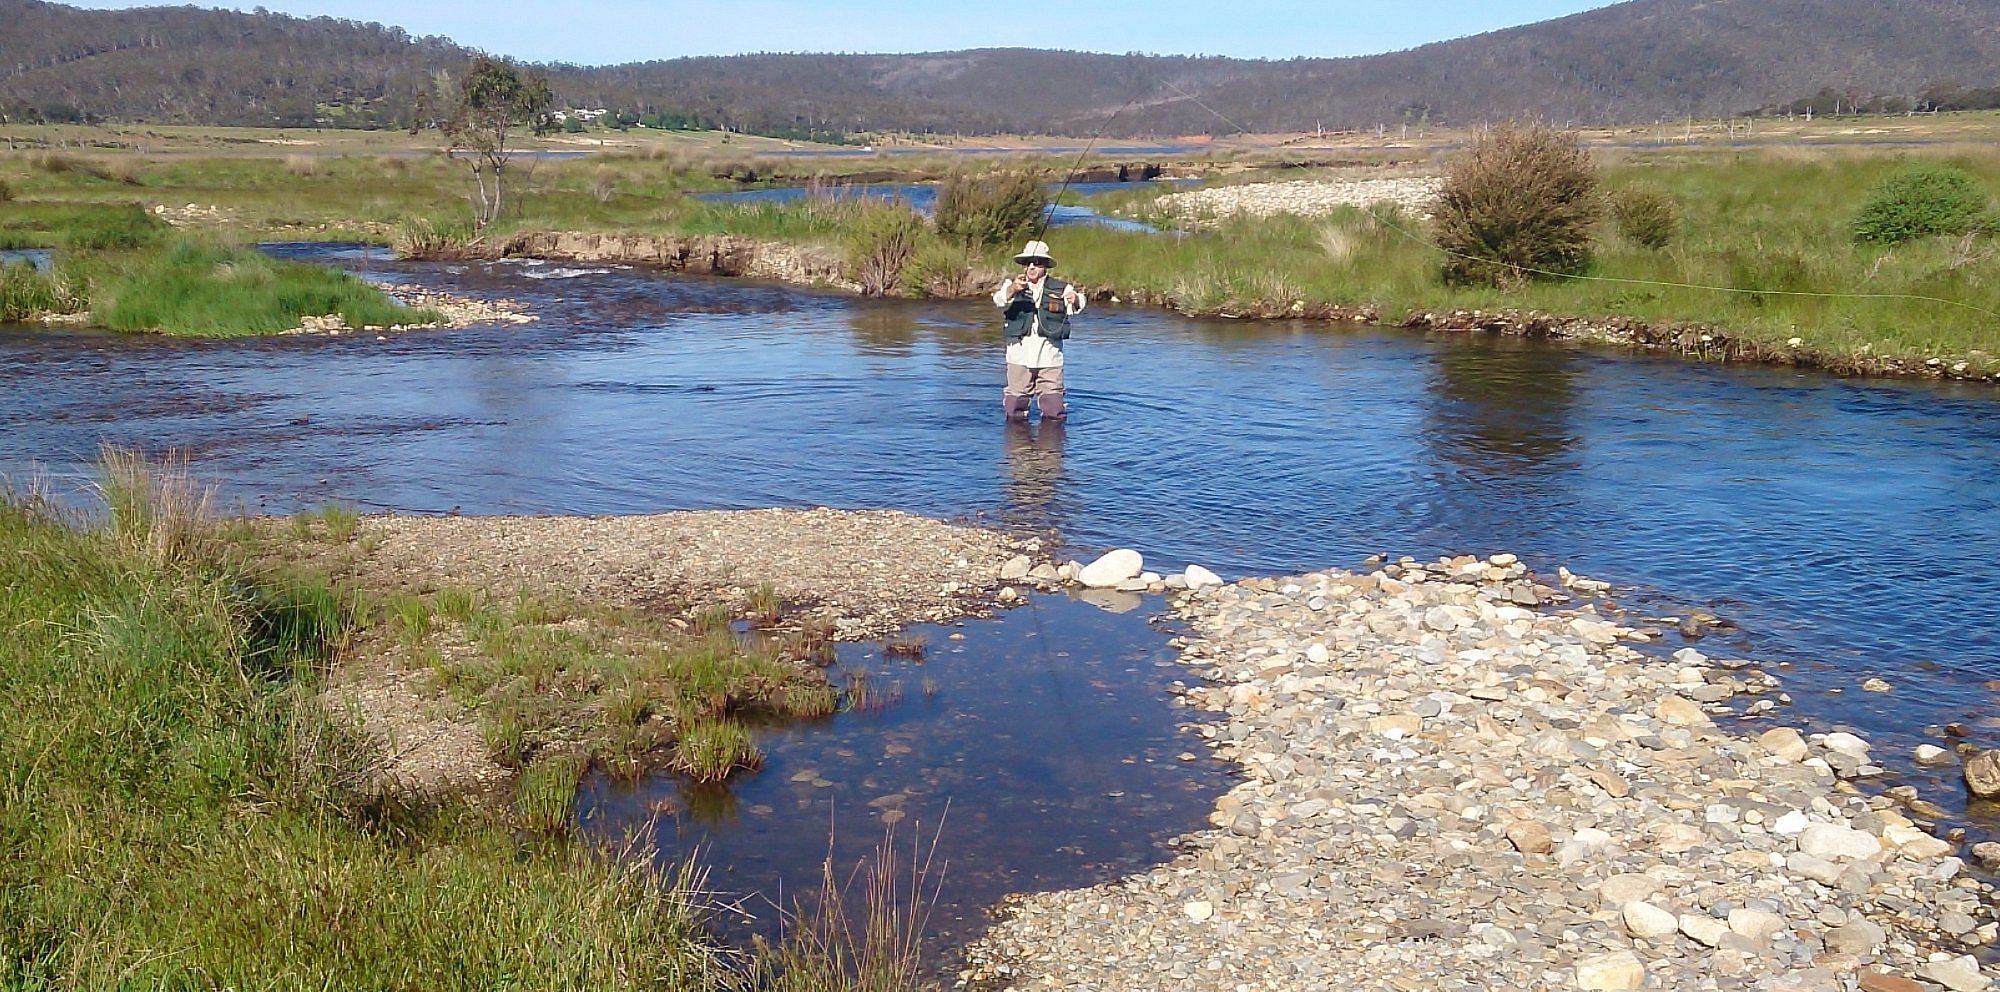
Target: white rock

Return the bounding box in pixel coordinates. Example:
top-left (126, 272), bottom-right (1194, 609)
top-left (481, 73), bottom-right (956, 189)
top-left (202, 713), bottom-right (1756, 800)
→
top-left (1077, 549), bottom-right (1144, 588)
top-left (1821, 731), bottom-right (1871, 757)
top-left (1680, 913), bottom-right (1729, 947)
top-left (1623, 901), bottom-right (1679, 939)
top-left (1183, 564), bottom-right (1224, 589)
top-left (1728, 907), bottom-right (1787, 943)
top-left (1000, 554), bottom-right (1032, 580)
top-left (1598, 874), bottom-right (1661, 906)
top-left (1915, 743), bottom-right (1954, 765)
top-left (1786, 853), bottom-right (1845, 886)
top-left (1574, 951), bottom-right (1646, 990)
top-left (1918, 955), bottom-right (1991, 992)
top-left (1183, 900), bottom-right (1214, 922)
top-left (1760, 727), bottom-right (1809, 762)
top-left (1656, 695), bottom-right (1710, 726)
top-left (1797, 823), bottom-right (1882, 862)
top-left (1571, 618), bottom-right (1620, 644)
top-left (1772, 810), bottom-right (1810, 835)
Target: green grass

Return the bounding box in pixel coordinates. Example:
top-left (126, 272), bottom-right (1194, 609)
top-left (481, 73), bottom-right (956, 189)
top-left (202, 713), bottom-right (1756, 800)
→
top-left (78, 235), bottom-right (437, 336)
top-left (292, 560), bottom-right (840, 785)
top-left (0, 460), bottom-right (723, 991)
top-left (12, 126), bottom-right (1997, 372)
top-left (0, 199), bottom-right (164, 250)
top-left (0, 259), bottom-right (79, 321)
top-left (1050, 149), bottom-right (2000, 371)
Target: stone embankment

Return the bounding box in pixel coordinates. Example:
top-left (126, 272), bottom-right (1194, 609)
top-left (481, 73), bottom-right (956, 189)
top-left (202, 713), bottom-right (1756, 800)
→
top-left (1154, 177), bottom-right (1444, 227)
top-left (963, 553), bottom-right (1997, 992)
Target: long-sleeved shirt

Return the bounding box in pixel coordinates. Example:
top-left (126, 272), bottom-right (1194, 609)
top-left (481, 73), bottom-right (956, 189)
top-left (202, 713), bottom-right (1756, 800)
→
top-left (992, 275), bottom-right (1085, 369)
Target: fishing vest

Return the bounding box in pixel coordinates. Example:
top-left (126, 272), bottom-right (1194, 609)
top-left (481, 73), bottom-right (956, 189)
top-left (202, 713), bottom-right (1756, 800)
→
top-left (1002, 277), bottom-right (1073, 342)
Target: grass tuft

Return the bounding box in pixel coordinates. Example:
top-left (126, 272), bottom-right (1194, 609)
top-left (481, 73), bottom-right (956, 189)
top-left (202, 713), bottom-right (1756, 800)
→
top-left (751, 825), bottom-right (942, 992)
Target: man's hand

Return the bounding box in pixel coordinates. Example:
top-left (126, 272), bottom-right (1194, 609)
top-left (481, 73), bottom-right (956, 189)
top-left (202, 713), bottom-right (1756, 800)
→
top-left (1012, 274), bottom-right (1031, 294)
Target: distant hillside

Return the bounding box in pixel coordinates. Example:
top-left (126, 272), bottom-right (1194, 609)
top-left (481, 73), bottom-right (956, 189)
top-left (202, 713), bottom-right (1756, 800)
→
top-left (2, 0), bottom-right (1998, 134)
top-left (0, 0), bottom-right (468, 127)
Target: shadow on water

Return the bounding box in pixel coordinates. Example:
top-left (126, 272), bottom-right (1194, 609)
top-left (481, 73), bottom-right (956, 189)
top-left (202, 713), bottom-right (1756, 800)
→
top-left (577, 592), bottom-right (1235, 963)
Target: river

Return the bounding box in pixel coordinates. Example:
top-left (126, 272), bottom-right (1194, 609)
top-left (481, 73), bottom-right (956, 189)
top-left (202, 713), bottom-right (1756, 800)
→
top-left (3, 244), bottom-right (1997, 955)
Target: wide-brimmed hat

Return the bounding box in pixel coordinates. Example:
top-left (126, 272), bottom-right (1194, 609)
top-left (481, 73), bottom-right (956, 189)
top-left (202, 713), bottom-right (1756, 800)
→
top-left (1012, 240), bottom-right (1055, 266)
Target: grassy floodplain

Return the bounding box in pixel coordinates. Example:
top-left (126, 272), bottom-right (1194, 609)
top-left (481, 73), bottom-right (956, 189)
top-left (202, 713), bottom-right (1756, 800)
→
top-left (11, 114), bottom-right (1998, 374)
top-left (1064, 142), bottom-right (2000, 374)
top-left (0, 454), bottom-right (919, 990)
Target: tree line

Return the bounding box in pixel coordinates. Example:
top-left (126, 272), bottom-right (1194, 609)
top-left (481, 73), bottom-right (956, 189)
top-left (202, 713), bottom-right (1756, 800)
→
top-left (2, 0), bottom-right (1998, 135)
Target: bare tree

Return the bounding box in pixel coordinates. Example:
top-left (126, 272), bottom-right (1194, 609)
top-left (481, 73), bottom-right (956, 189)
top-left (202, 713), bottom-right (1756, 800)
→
top-left (416, 56), bottom-right (553, 229)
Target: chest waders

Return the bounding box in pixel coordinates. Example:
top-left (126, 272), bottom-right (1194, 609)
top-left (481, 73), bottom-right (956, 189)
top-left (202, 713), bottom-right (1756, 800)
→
top-left (1001, 277), bottom-right (1072, 421)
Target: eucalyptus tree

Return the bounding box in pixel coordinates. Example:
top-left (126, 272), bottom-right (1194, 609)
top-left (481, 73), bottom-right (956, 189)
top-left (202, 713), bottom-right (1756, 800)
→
top-left (417, 56), bottom-right (555, 229)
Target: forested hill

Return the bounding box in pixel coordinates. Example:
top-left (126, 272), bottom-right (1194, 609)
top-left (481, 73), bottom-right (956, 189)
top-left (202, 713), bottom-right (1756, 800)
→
top-left (3, 0), bottom-right (1999, 134)
top-left (0, 0), bottom-right (468, 127)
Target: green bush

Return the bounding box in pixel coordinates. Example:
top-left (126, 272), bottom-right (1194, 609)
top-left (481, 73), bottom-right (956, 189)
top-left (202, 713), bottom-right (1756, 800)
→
top-left (0, 178), bottom-right (13, 203)
top-left (1852, 163), bottom-right (1991, 244)
top-left (844, 202), bottom-right (929, 297)
top-left (935, 169), bottom-right (1046, 246)
top-left (901, 239), bottom-right (980, 297)
top-left (1611, 186), bottom-right (1678, 249)
top-left (1433, 123), bottom-right (1599, 287)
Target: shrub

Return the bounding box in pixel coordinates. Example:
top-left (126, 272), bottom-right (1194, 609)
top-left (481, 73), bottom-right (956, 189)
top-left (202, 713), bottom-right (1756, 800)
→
top-left (1611, 186), bottom-right (1678, 249)
top-left (844, 202), bottom-right (929, 297)
top-left (1433, 123), bottom-right (1599, 287)
top-left (901, 239), bottom-right (981, 297)
top-left (0, 178), bottom-right (12, 203)
top-left (394, 215), bottom-right (478, 257)
top-left (935, 169), bottom-right (1046, 246)
top-left (1852, 163), bottom-right (1991, 245)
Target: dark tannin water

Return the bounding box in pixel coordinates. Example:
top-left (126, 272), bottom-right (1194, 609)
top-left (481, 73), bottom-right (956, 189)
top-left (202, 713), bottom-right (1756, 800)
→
top-left (5, 245), bottom-right (1998, 951)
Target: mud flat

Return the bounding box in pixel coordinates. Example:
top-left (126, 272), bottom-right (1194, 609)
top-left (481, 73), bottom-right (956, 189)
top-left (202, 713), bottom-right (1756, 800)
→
top-left (962, 555), bottom-right (1996, 992)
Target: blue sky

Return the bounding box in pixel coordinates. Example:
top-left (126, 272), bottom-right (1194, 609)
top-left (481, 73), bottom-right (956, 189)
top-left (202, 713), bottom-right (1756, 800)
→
top-left (61, 1), bottom-right (1623, 65)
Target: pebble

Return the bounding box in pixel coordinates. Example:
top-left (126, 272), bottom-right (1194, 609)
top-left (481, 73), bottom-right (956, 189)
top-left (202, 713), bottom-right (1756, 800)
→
top-left (958, 553), bottom-right (1997, 992)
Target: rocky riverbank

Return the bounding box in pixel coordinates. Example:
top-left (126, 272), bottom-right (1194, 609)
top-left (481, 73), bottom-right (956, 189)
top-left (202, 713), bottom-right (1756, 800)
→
top-left (1153, 176), bottom-right (1444, 226)
top-left (1400, 309), bottom-right (2000, 383)
top-left (278, 282), bottom-right (538, 336)
top-left (961, 554), bottom-right (1997, 992)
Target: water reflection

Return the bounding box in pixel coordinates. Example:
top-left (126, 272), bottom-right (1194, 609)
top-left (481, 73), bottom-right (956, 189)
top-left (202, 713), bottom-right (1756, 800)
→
top-left (847, 302), bottom-right (925, 358)
top-left (578, 594), bottom-right (1235, 957)
top-left (1001, 419), bottom-right (1067, 532)
top-left (1423, 337), bottom-right (1582, 473)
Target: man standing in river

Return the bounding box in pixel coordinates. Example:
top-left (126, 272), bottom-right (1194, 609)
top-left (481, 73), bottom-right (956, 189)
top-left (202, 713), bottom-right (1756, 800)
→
top-left (994, 240), bottom-right (1083, 421)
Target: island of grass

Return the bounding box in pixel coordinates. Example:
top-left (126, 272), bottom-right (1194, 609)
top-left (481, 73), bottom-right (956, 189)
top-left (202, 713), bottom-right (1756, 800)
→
top-left (1, 199), bottom-right (437, 335)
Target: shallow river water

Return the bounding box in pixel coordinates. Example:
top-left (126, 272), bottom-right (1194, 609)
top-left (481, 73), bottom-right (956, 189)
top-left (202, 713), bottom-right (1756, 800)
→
top-left (4, 245), bottom-right (1998, 953)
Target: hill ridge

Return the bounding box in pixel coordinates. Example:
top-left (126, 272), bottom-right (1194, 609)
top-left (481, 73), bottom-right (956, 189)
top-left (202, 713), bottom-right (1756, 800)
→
top-left (2, 0), bottom-right (1997, 134)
